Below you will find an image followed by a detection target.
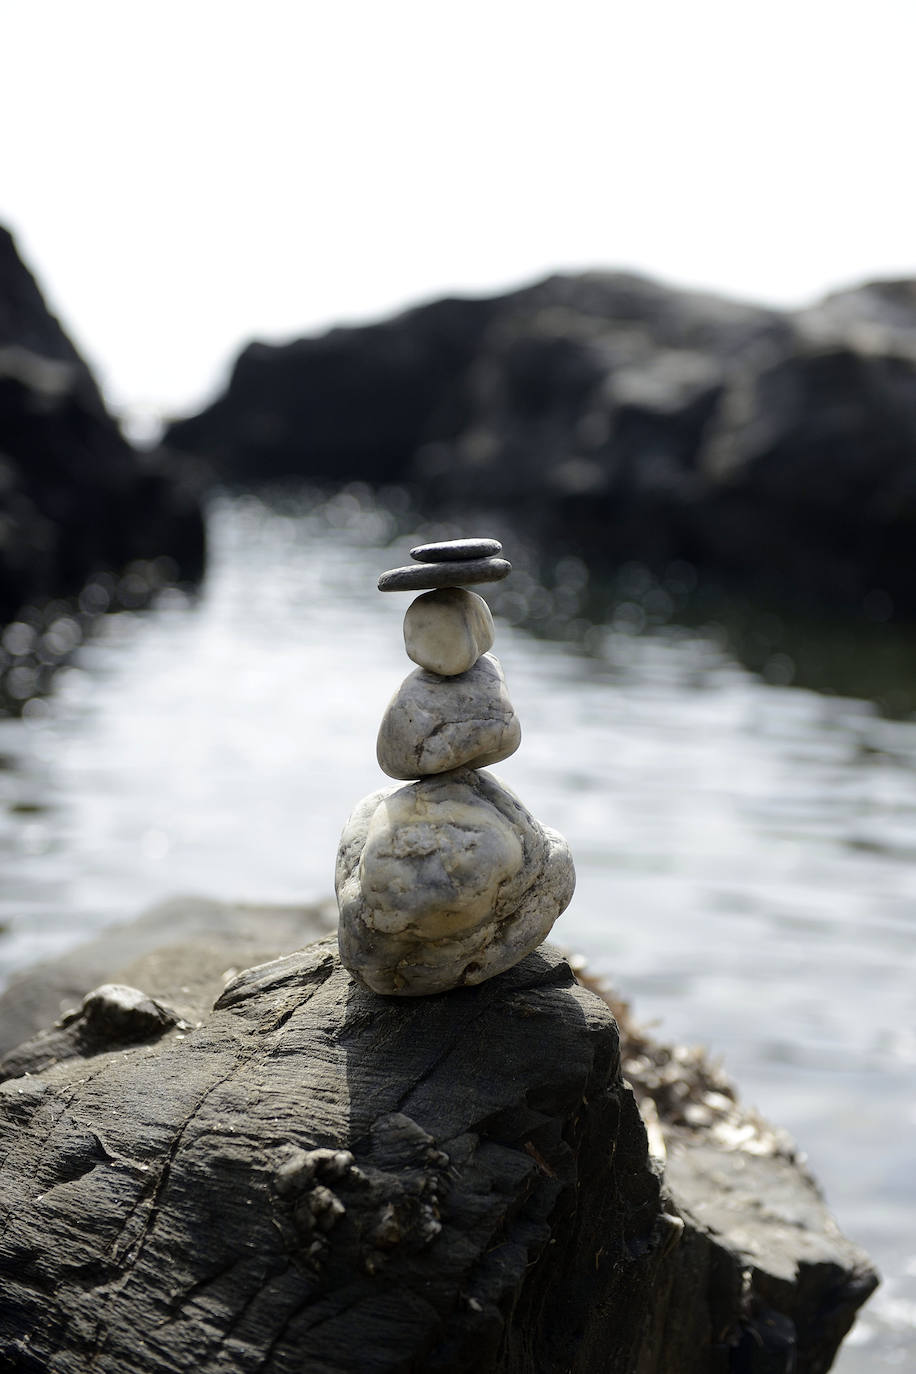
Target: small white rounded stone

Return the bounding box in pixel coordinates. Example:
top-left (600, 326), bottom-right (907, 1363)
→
top-left (403, 588), bottom-right (495, 676)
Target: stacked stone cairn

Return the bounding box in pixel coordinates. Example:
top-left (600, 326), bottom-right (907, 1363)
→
top-left (336, 537), bottom-right (576, 996)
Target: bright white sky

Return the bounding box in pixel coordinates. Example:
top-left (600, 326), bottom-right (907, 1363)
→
top-left (3, 0), bottom-right (916, 429)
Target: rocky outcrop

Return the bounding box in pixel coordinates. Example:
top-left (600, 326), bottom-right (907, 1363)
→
top-left (165, 270), bottom-right (916, 619)
top-left (0, 898), bottom-right (876, 1372)
top-left (164, 293), bottom-right (505, 486)
top-left (0, 895), bottom-right (336, 1058)
top-left (0, 227), bottom-right (205, 675)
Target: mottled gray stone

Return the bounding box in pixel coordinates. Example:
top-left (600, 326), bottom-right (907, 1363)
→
top-left (377, 651), bottom-right (520, 780)
top-left (336, 766), bottom-right (575, 996)
top-left (378, 556), bottom-right (511, 592)
top-left (403, 587), bottom-right (495, 676)
top-left (410, 537), bottom-right (503, 563)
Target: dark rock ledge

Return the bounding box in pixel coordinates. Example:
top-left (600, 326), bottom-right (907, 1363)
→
top-left (0, 226), bottom-right (206, 710)
top-left (0, 899), bottom-right (877, 1373)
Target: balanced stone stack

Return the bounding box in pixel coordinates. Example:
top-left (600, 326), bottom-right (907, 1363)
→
top-left (337, 538), bottom-right (576, 995)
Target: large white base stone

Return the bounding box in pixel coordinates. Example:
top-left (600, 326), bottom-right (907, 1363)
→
top-left (336, 766), bottom-right (575, 996)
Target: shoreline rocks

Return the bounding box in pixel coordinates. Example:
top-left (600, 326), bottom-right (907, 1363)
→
top-left (0, 898), bottom-right (878, 1373)
top-left (0, 225), bottom-right (206, 709)
top-left (165, 269), bottom-right (916, 621)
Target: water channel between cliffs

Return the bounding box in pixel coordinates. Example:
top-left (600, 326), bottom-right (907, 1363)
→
top-left (0, 491), bottom-right (914, 1370)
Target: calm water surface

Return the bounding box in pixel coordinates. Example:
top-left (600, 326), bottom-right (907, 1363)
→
top-left (1, 493), bottom-right (914, 1370)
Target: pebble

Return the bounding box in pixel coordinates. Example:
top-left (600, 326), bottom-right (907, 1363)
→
top-left (403, 588), bottom-right (494, 676)
top-left (377, 557), bottom-right (511, 593)
top-left (337, 534), bottom-right (576, 997)
top-left (410, 538), bottom-right (502, 563)
top-left (336, 767), bottom-right (576, 996)
top-left (376, 652), bottom-right (520, 780)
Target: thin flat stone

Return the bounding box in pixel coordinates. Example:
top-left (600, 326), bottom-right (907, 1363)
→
top-left (410, 538), bottom-right (502, 563)
top-left (378, 557), bottom-right (511, 592)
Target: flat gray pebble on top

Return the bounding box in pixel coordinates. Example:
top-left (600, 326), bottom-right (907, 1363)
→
top-left (378, 557), bottom-right (511, 592)
top-left (410, 538), bottom-right (502, 563)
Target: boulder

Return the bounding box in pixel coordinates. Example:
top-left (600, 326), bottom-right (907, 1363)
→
top-left (693, 330), bottom-right (916, 611)
top-left (376, 654), bottom-right (520, 779)
top-left (164, 270), bottom-right (786, 499)
top-left (163, 293), bottom-right (505, 485)
top-left (336, 768), bottom-right (574, 995)
top-left (0, 897), bottom-right (877, 1372)
top-left (0, 226), bottom-right (205, 679)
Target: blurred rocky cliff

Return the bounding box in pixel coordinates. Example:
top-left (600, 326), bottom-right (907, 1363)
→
top-left (166, 272), bottom-right (916, 621)
top-left (0, 227), bottom-right (205, 676)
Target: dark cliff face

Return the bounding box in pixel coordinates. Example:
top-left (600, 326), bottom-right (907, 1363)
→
top-left (0, 227), bottom-right (102, 385)
top-left (0, 227), bottom-right (205, 630)
top-left (167, 292), bottom-right (507, 486)
top-left (165, 269), bottom-right (916, 620)
top-left (164, 272), bottom-right (790, 492)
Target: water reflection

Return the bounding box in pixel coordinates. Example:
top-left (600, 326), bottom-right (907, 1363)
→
top-left (483, 542), bottom-right (916, 718)
top-left (0, 488), bottom-right (913, 1369)
top-left (0, 557), bottom-right (186, 718)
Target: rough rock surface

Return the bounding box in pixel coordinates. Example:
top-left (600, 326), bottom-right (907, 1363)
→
top-left (166, 269), bottom-right (916, 619)
top-left (0, 981), bottom-right (187, 1083)
top-left (0, 895), bottom-right (335, 1059)
top-left (0, 900), bottom-right (878, 1372)
top-left (377, 653), bottom-right (520, 780)
top-left (0, 226), bottom-right (205, 648)
top-left (336, 767), bottom-right (575, 995)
